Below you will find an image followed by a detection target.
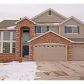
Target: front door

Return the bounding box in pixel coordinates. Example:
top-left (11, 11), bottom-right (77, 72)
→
top-left (23, 46), bottom-right (29, 57)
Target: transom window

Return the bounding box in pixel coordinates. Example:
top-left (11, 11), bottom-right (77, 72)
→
top-left (65, 25), bottom-right (80, 34)
top-left (3, 31), bottom-right (10, 40)
top-left (35, 26), bottom-right (49, 33)
top-left (0, 31), bottom-right (16, 53)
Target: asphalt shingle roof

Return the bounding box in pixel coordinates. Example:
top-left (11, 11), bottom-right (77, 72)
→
top-left (0, 20), bottom-right (18, 28)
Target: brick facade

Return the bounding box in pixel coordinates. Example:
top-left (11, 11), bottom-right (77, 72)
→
top-left (29, 32), bottom-right (73, 61)
top-left (0, 18), bottom-right (84, 62)
top-left (0, 18), bottom-right (35, 62)
top-left (15, 18), bottom-right (35, 61)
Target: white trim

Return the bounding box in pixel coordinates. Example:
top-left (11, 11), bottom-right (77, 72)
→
top-left (34, 43), bottom-right (66, 45)
top-left (1, 32), bottom-right (3, 53)
top-left (15, 16), bottom-right (36, 24)
top-left (65, 33), bottom-right (79, 34)
top-left (10, 32), bottom-right (13, 53)
top-left (36, 23), bottom-right (59, 26)
top-left (28, 31), bottom-right (74, 43)
top-left (59, 16), bottom-right (84, 25)
top-left (31, 8), bottom-right (67, 20)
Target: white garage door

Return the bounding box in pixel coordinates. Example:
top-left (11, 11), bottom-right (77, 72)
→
top-left (72, 45), bottom-right (84, 61)
top-left (33, 43), bottom-right (67, 61)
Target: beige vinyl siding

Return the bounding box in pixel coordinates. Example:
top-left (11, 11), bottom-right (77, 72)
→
top-left (32, 11), bottom-right (66, 23)
top-left (68, 38), bottom-right (84, 42)
top-left (49, 26), bottom-right (59, 34)
top-left (59, 18), bottom-right (84, 38)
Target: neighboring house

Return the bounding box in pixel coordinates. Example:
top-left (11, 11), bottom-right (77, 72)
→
top-left (0, 8), bottom-right (84, 62)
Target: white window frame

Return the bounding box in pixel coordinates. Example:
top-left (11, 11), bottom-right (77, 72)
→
top-left (65, 25), bottom-right (79, 34)
top-left (0, 32), bottom-right (16, 53)
top-left (36, 26), bottom-right (49, 34)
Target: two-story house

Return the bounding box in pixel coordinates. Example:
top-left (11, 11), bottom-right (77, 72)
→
top-left (0, 8), bottom-right (84, 62)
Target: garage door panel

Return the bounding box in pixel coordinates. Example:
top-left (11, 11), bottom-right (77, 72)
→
top-left (33, 44), bottom-right (67, 61)
top-left (72, 46), bottom-right (84, 61)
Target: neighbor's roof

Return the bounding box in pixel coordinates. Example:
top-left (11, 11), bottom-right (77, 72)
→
top-left (59, 16), bottom-right (84, 25)
top-left (0, 20), bottom-right (18, 28)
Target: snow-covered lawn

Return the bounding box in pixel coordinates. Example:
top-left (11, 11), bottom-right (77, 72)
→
top-left (0, 61), bottom-right (37, 80)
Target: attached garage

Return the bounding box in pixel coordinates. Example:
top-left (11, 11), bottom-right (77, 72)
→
top-left (33, 43), bottom-right (67, 61)
top-left (72, 45), bottom-right (84, 61)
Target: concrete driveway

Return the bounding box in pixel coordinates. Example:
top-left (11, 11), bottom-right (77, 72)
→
top-left (35, 61), bottom-right (84, 80)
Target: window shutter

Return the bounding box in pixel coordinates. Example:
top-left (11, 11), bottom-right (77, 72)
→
top-left (47, 26), bottom-right (49, 31)
top-left (77, 26), bottom-right (80, 33)
top-left (35, 26), bottom-right (37, 33)
top-left (65, 26), bottom-right (67, 33)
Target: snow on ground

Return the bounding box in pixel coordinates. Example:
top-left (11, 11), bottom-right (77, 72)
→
top-left (0, 61), bottom-right (37, 80)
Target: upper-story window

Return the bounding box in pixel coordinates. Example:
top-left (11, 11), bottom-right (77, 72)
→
top-left (65, 25), bottom-right (80, 34)
top-left (35, 26), bottom-right (49, 33)
top-left (12, 31), bottom-right (16, 40)
top-left (3, 31), bottom-right (10, 40)
top-left (48, 10), bottom-right (52, 15)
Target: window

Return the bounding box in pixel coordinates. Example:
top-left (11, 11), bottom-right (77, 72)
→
top-left (3, 42), bottom-right (10, 53)
top-left (0, 32), bottom-right (16, 53)
top-left (12, 42), bottom-right (16, 53)
top-left (0, 42), bottom-right (1, 53)
top-left (48, 10), bottom-right (52, 15)
top-left (3, 31), bottom-right (10, 40)
top-left (35, 26), bottom-right (49, 33)
top-left (13, 31), bottom-right (16, 40)
top-left (0, 32), bottom-right (1, 40)
top-left (41, 26), bottom-right (49, 33)
top-left (65, 25), bottom-right (80, 34)
top-left (35, 26), bottom-right (41, 33)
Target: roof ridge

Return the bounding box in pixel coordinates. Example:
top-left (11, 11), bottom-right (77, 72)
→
top-left (31, 8), bottom-right (67, 20)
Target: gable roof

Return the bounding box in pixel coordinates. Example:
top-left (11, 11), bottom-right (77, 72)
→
top-left (15, 17), bottom-right (36, 24)
top-left (0, 20), bottom-right (18, 28)
top-left (60, 16), bottom-right (84, 25)
top-left (28, 31), bottom-right (73, 43)
top-left (31, 8), bottom-right (67, 20)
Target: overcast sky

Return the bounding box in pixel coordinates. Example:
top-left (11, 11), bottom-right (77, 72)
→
top-left (0, 4), bottom-right (84, 22)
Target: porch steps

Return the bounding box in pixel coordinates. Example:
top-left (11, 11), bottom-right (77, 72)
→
top-left (23, 56), bottom-right (29, 61)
